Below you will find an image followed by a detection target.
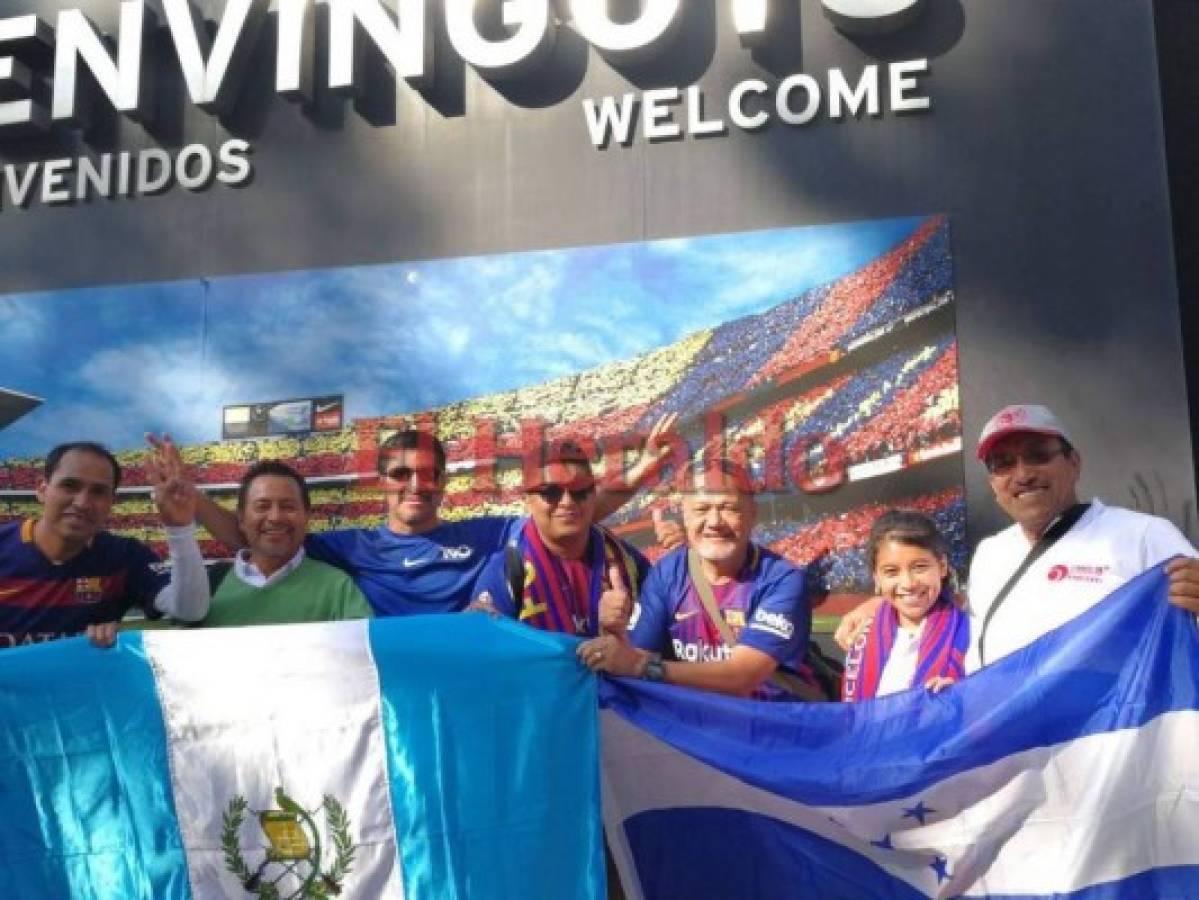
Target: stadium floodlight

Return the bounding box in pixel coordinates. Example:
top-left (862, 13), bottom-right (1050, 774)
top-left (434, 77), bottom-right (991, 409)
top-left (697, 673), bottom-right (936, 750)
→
top-left (0, 387), bottom-right (42, 432)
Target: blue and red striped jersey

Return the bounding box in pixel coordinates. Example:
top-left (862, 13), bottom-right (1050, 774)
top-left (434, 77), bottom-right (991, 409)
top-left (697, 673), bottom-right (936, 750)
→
top-left (0, 520), bottom-right (168, 648)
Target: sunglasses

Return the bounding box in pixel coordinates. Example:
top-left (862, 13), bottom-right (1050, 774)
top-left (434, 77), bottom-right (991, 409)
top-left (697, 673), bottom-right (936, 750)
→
top-left (384, 465), bottom-right (442, 484)
top-left (529, 483), bottom-right (596, 504)
top-left (984, 445), bottom-right (1067, 476)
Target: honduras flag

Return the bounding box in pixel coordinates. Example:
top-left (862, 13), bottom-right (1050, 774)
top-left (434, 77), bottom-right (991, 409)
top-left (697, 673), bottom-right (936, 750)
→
top-left (601, 565), bottom-right (1199, 899)
top-left (0, 615), bottom-right (603, 899)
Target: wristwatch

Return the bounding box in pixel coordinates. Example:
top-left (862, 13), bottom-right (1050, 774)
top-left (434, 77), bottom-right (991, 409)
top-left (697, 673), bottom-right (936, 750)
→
top-left (642, 654), bottom-right (666, 682)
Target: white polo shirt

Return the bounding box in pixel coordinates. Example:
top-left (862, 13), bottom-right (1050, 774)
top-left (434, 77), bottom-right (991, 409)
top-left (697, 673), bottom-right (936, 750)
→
top-left (965, 499), bottom-right (1196, 672)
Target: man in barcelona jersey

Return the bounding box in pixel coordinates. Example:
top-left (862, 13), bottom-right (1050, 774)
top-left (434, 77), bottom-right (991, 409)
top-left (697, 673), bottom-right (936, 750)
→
top-left (0, 441), bottom-right (209, 648)
top-left (580, 460), bottom-right (817, 700)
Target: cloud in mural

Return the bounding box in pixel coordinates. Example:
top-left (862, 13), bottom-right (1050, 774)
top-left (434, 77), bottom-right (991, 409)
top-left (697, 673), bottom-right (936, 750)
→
top-left (0, 217), bottom-right (922, 457)
top-left (0, 297), bottom-right (46, 349)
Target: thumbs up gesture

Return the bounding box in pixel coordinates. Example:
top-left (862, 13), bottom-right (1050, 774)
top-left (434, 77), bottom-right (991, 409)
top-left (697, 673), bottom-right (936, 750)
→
top-left (599, 562), bottom-right (633, 635)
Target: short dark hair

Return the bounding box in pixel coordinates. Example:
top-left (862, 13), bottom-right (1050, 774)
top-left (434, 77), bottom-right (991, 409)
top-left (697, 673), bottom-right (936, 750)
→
top-left (866, 509), bottom-right (948, 572)
top-left (527, 440), bottom-right (595, 491)
top-left (237, 460), bottom-right (310, 511)
top-left (377, 430), bottom-right (447, 477)
top-left (45, 442), bottom-right (121, 490)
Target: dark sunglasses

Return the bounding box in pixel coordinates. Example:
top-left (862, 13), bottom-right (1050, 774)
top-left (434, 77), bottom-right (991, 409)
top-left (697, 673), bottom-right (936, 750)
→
top-left (529, 483), bottom-right (596, 504)
top-left (385, 465), bottom-right (442, 483)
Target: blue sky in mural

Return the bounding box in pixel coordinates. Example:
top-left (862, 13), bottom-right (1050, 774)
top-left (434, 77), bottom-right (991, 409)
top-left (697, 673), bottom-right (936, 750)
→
top-left (0, 216), bottom-right (922, 457)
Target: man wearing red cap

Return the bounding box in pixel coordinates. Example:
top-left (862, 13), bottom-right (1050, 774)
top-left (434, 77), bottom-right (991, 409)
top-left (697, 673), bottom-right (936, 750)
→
top-left (838, 404), bottom-right (1199, 671)
top-left (967, 404), bottom-right (1199, 669)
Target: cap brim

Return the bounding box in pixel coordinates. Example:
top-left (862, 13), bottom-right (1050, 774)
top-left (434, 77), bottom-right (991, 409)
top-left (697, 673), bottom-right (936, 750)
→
top-left (976, 426), bottom-right (1064, 461)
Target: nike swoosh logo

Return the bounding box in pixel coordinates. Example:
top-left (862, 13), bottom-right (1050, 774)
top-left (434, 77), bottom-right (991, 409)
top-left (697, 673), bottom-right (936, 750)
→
top-left (402, 558), bottom-right (432, 569)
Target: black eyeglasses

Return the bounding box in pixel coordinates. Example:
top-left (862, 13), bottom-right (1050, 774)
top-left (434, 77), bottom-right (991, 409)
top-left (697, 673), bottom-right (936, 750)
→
top-left (985, 445), bottom-right (1067, 476)
top-left (529, 483), bottom-right (596, 504)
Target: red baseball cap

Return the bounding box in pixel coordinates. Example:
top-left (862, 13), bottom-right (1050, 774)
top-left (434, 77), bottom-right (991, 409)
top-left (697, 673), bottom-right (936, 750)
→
top-left (977, 404), bottom-right (1072, 461)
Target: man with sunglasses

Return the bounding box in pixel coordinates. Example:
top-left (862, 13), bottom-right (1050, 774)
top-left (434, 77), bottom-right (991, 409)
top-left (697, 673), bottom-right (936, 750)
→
top-left (470, 442), bottom-right (648, 637)
top-left (298, 429), bottom-right (526, 616)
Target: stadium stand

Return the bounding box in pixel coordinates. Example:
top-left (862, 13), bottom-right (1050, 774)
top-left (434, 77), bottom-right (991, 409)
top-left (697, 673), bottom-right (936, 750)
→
top-left (747, 216), bottom-right (950, 388)
top-left (757, 488), bottom-right (967, 593)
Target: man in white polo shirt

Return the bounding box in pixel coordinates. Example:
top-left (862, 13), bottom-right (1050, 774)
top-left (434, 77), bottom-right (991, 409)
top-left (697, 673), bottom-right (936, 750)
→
top-left (836, 404), bottom-right (1199, 670)
top-left (967, 404), bottom-right (1199, 670)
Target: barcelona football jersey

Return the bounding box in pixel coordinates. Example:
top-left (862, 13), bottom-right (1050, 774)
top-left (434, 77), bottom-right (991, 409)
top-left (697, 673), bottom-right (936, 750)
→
top-left (629, 545), bottom-right (811, 700)
top-left (0, 520), bottom-right (168, 648)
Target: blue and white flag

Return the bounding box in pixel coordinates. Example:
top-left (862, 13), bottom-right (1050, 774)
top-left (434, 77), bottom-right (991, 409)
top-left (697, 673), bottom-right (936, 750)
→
top-left (0, 615), bottom-right (603, 900)
top-left (600, 565), bottom-right (1199, 899)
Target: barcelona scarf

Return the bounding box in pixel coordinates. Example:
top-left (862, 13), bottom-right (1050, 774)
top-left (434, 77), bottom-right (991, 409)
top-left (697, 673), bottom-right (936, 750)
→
top-left (841, 591), bottom-right (969, 702)
top-left (511, 519), bottom-right (640, 637)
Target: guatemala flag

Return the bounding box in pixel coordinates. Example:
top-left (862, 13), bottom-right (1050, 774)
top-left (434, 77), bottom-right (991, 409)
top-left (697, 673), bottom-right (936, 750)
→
top-left (0, 615), bottom-right (603, 899)
top-left (2, 569), bottom-right (1196, 899)
top-left (601, 565), bottom-right (1199, 899)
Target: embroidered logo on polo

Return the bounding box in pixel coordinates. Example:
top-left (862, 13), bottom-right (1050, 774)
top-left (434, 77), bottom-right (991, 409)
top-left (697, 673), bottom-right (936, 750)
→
top-left (1047, 564), bottom-right (1111, 583)
top-left (222, 787), bottom-right (355, 899)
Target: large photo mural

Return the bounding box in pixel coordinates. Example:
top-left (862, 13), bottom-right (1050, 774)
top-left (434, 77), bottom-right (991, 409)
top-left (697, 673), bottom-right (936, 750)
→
top-left (0, 213), bottom-right (961, 618)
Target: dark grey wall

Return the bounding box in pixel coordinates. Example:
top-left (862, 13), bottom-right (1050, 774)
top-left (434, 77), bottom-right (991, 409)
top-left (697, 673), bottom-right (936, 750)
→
top-left (1156, 0), bottom-right (1199, 528)
top-left (1, 0), bottom-right (1193, 545)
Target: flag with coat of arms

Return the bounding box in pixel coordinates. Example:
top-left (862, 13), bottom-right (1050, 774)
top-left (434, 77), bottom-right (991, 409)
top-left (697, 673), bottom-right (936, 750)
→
top-left (0, 566), bottom-right (1196, 898)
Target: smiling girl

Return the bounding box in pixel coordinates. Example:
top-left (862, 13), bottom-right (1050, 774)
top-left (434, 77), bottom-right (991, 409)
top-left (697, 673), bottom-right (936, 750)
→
top-left (841, 510), bottom-right (969, 702)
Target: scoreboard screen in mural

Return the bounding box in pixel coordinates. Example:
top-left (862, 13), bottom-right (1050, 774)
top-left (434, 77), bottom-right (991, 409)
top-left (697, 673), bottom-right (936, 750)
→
top-left (222, 396), bottom-right (343, 439)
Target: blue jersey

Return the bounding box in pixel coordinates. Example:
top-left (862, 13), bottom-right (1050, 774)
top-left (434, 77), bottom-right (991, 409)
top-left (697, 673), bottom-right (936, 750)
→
top-left (629, 545), bottom-right (810, 700)
top-left (305, 517), bottom-right (523, 616)
top-left (0, 519), bottom-right (168, 649)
